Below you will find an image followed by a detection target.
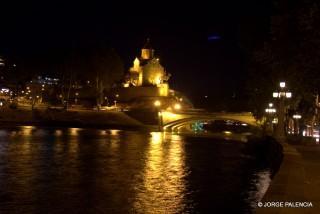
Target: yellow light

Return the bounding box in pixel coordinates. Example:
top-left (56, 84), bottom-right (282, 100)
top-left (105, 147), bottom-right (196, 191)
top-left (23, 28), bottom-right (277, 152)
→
top-left (55, 130), bottom-right (63, 137)
top-left (21, 126), bottom-right (34, 135)
top-left (154, 100), bottom-right (161, 107)
top-left (161, 111), bottom-right (180, 120)
top-left (110, 129), bottom-right (120, 136)
top-left (223, 131), bottom-right (232, 135)
top-left (154, 76), bottom-right (161, 85)
top-left (69, 128), bottom-right (80, 136)
top-left (150, 132), bottom-right (162, 144)
top-left (174, 103), bottom-right (181, 110)
top-left (293, 114), bottom-right (301, 119)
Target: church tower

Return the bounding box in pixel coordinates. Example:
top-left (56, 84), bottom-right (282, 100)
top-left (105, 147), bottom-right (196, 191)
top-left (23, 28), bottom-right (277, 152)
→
top-left (141, 38), bottom-right (154, 60)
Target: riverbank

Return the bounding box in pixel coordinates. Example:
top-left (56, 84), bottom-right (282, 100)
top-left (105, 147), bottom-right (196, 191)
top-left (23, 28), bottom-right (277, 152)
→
top-left (0, 107), bottom-right (149, 130)
top-left (256, 142), bottom-right (320, 214)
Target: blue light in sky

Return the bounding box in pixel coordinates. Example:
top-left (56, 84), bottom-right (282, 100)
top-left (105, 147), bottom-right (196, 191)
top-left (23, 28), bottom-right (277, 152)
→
top-left (208, 35), bottom-right (221, 41)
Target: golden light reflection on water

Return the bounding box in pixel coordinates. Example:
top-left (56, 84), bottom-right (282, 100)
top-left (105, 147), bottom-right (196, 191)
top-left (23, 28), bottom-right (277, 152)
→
top-left (99, 130), bottom-right (107, 136)
top-left (21, 126), bottom-right (35, 136)
top-left (55, 130), bottom-right (63, 137)
top-left (65, 128), bottom-right (82, 156)
top-left (69, 128), bottom-right (81, 136)
top-left (109, 129), bottom-right (120, 136)
top-left (150, 132), bottom-right (163, 144)
top-left (134, 133), bottom-right (187, 213)
top-left (107, 130), bottom-right (121, 151)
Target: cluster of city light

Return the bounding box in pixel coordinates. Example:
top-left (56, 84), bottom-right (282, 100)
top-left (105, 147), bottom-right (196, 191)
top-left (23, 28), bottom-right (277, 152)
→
top-left (153, 100), bottom-right (182, 111)
top-left (273, 82), bottom-right (292, 98)
top-left (1, 88), bottom-right (10, 93)
top-left (272, 92), bottom-right (292, 98)
top-left (271, 81), bottom-right (297, 137)
top-left (265, 103), bottom-right (276, 113)
top-left (265, 108), bottom-right (276, 113)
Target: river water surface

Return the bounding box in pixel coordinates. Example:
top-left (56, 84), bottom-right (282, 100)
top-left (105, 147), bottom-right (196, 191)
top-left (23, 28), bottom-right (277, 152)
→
top-left (0, 126), bottom-right (275, 214)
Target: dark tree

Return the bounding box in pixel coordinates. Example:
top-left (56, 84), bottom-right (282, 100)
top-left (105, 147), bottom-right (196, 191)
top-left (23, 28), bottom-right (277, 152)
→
top-left (247, 0), bottom-right (320, 121)
top-left (88, 48), bottom-right (124, 107)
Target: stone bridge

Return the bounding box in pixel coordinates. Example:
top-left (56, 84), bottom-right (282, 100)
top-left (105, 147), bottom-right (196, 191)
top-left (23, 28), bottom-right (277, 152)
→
top-left (160, 110), bottom-right (258, 131)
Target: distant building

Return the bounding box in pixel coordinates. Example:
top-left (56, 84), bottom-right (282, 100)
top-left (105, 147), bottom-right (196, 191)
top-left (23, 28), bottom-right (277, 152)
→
top-left (32, 76), bottom-right (60, 85)
top-left (111, 39), bottom-right (193, 109)
top-left (115, 39), bottom-right (170, 102)
top-left (123, 39), bottom-right (170, 97)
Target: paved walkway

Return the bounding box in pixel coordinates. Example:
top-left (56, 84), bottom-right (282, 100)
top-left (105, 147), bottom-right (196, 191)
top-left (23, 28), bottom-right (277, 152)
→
top-left (256, 143), bottom-right (320, 214)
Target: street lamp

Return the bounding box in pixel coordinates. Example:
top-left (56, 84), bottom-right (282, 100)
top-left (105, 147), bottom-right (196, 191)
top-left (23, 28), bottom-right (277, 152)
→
top-left (273, 81), bottom-right (292, 140)
top-left (293, 114), bottom-right (302, 135)
top-left (75, 92), bottom-right (79, 105)
top-left (154, 100), bottom-right (163, 131)
top-left (0, 57), bottom-right (4, 67)
top-left (174, 103), bottom-right (181, 110)
top-left (154, 100), bottom-right (161, 107)
top-left (265, 103), bottom-right (276, 133)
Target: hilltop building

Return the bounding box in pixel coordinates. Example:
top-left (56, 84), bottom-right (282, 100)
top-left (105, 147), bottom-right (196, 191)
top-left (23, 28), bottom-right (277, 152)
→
top-left (123, 39), bottom-right (170, 96)
top-left (111, 40), bottom-right (192, 109)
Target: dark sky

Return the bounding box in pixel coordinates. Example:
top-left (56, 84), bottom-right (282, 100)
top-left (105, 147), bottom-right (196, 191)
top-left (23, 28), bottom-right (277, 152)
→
top-left (0, 0), bottom-right (273, 110)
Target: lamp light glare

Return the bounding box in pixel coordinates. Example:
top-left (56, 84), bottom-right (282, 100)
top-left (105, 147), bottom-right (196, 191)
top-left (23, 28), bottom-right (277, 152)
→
top-left (285, 92), bottom-right (292, 98)
top-left (174, 103), bottom-right (181, 110)
top-left (293, 114), bottom-right (302, 119)
top-left (154, 100), bottom-right (161, 107)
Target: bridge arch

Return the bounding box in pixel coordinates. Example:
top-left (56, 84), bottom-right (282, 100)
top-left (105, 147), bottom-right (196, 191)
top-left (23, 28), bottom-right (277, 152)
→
top-left (160, 111), bottom-right (258, 132)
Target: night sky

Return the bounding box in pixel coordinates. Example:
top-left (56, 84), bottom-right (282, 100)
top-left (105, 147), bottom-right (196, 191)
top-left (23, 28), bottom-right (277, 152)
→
top-left (0, 1), bottom-right (273, 110)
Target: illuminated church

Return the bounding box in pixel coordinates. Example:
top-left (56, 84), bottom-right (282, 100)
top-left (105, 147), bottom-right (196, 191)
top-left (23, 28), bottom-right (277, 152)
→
top-left (123, 39), bottom-right (170, 96)
top-left (112, 39), bottom-right (193, 109)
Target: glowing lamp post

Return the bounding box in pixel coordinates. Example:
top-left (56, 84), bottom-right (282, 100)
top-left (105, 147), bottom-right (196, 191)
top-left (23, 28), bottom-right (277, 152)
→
top-left (154, 100), bottom-right (161, 107)
top-left (0, 57), bottom-right (4, 67)
top-left (174, 103), bottom-right (181, 110)
top-left (154, 100), bottom-right (163, 131)
top-left (273, 81), bottom-right (292, 140)
top-left (75, 92), bottom-right (79, 105)
top-left (265, 103), bottom-right (276, 133)
top-left (293, 114), bottom-right (302, 135)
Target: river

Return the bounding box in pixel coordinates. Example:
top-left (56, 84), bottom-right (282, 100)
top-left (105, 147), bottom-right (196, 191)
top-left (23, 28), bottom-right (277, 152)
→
top-left (0, 126), bottom-right (279, 214)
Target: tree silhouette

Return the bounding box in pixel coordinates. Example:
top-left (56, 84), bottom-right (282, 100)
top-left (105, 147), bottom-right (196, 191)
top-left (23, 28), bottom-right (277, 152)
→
top-left (247, 0), bottom-right (320, 121)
